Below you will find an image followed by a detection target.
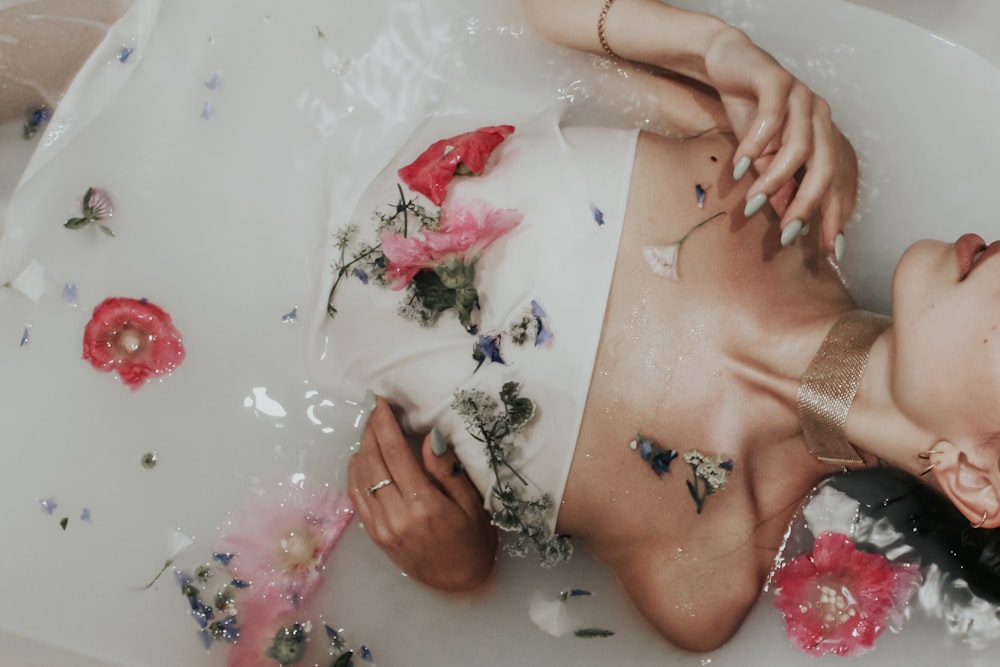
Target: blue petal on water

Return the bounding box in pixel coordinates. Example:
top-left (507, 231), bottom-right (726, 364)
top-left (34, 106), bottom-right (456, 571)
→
top-left (325, 625), bottom-right (339, 640)
top-left (19, 327), bottom-right (29, 347)
top-left (569, 588), bottom-right (592, 597)
top-left (38, 497), bottom-right (57, 514)
top-left (203, 71), bottom-right (223, 90)
top-left (175, 570), bottom-right (193, 589)
top-left (201, 100), bottom-right (214, 120)
top-left (197, 629), bottom-right (212, 650)
top-left (695, 183), bottom-right (707, 209)
top-left (190, 599), bottom-right (214, 628)
top-left (282, 307), bottom-right (298, 323)
top-left (212, 552), bottom-right (235, 566)
top-left (216, 616), bottom-right (239, 643)
top-left (230, 578), bottom-right (250, 589)
top-left (80, 508), bottom-right (92, 523)
top-left (360, 646), bottom-right (374, 662)
top-left (29, 106), bottom-right (52, 125)
top-left (62, 283), bottom-right (79, 303)
top-left (590, 203), bottom-right (605, 226)
top-left (530, 300), bottom-right (547, 318)
top-left (118, 46), bottom-right (134, 63)
top-left (352, 267), bottom-right (369, 284)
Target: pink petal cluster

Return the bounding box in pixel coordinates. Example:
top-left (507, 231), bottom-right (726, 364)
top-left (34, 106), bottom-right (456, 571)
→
top-left (82, 297), bottom-right (185, 390)
top-left (397, 125), bottom-right (514, 205)
top-left (215, 481), bottom-right (353, 666)
top-left (772, 531), bottom-right (921, 657)
top-left (380, 198), bottom-right (522, 289)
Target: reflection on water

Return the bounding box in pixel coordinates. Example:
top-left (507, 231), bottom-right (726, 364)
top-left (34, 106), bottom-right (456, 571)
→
top-left (2, 0), bottom-right (1000, 665)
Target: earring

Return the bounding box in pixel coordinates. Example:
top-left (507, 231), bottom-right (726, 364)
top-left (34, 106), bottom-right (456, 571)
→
top-left (972, 510), bottom-right (988, 529)
top-left (918, 450), bottom-right (942, 477)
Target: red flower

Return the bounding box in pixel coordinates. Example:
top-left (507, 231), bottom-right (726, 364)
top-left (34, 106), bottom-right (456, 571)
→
top-left (397, 125), bottom-right (515, 205)
top-left (82, 297), bottom-right (185, 390)
top-left (772, 531), bottom-right (920, 657)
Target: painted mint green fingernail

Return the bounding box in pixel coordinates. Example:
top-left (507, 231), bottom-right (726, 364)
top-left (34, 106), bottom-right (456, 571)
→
top-left (834, 233), bottom-right (845, 262)
top-left (430, 427), bottom-right (448, 456)
top-left (744, 193), bottom-right (768, 218)
top-left (780, 219), bottom-right (803, 247)
top-left (733, 156), bottom-right (751, 180)
top-left (362, 388), bottom-right (376, 413)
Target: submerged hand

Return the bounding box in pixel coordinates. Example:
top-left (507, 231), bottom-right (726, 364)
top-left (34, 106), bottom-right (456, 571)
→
top-left (347, 396), bottom-right (498, 592)
top-left (703, 29), bottom-right (858, 254)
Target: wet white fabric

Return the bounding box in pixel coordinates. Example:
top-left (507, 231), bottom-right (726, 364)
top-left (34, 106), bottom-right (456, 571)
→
top-left (320, 114), bottom-right (638, 530)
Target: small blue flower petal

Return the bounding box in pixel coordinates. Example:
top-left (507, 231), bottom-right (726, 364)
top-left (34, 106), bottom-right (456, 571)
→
top-left (29, 106), bottom-right (52, 125)
top-left (197, 629), bottom-right (212, 650)
top-left (190, 599), bottom-right (214, 628)
top-left (352, 267), bottom-right (369, 284)
top-left (325, 625), bottom-right (339, 640)
top-left (721, 459), bottom-right (734, 472)
top-left (118, 46), bottom-right (134, 63)
top-left (175, 569), bottom-right (193, 589)
top-left (215, 616), bottom-right (240, 643)
top-left (62, 283), bottom-right (79, 304)
top-left (38, 497), bottom-right (57, 514)
top-left (651, 449), bottom-right (678, 475)
top-left (212, 552), bottom-right (235, 566)
top-left (230, 578), bottom-right (250, 589)
top-left (80, 508), bottom-right (92, 523)
top-left (638, 440), bottom-right (653, 459)
top-left (569, 588), bottom-right (592, 597)
top-left (19, 326), bottom-right (29, 347)
top-left (695, 183), bottom-right (707, 209)
top-left (472, 334), bottom-right (505, 372)
top-left (203, 72), bottom-right (223, 90)
top-left (360, 646), bottom-right (374, 662)
top-left (282, 307), bottom-right (298, 323)
top-left (201, 100), bottom-right (214, 120)
top-left (590, 203), bottom-right (605, 226)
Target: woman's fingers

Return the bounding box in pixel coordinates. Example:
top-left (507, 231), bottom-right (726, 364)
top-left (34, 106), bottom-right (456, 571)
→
top-left (366, 396), bottom-right (430, 500)
top-left (421, 429), bottom-right (486, 518)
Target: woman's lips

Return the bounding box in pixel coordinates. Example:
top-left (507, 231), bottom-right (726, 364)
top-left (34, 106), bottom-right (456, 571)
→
top-left (956, 233), bottom-right (1000, 280)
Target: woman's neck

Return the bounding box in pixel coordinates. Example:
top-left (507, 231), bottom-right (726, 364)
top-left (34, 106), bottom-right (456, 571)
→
top-left (844, 326), bottom-right (937, 475)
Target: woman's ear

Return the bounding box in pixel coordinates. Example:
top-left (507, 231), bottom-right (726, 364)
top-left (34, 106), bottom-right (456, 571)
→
top-left (931, 440), bottom-right (1000, 529)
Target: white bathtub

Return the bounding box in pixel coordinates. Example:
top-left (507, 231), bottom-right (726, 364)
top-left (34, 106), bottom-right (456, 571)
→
top-left (2, 1), bottom-right (1000, 665)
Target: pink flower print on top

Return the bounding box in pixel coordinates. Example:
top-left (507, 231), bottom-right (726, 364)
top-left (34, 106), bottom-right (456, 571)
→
top-left (772, 531), bottom-right (921, 657)
top-left (397, 125), bottom-right (515, 206)
top-left (82, 297), bottom-right (185, 390)
top-left (380, 198), bottom-right (521, 290)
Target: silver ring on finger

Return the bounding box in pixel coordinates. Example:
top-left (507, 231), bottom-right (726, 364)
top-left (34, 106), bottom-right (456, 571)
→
top-left (366, 478), bottom-right (394, 496)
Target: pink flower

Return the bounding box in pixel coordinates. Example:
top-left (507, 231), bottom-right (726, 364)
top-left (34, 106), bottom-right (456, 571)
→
top-left (380, 198), bottom-right (521, 289)
top-left (214, 481), bottom-right (354, 615)
top-left (772, 531), bottom-right (921, 657)
top-left (82, 297), bottom-right (185, 390)
top-left (398, 125), bottom-right (515, 206)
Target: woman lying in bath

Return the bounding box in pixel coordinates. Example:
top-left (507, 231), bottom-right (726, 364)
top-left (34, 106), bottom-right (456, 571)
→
top-left (327, 0), bottom-right (1000, 652)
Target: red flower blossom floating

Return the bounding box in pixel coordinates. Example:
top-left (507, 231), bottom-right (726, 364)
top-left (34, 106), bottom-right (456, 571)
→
top-left (772, 531), bottom-right (921, 657)
top-left (82, 297), bottom-right (185, 390)
top-left (397, 124), bottom-right (514, 206)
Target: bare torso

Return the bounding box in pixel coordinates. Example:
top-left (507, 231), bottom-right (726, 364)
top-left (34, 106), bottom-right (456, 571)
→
top-left (559, 130), bottom-right (855, 650)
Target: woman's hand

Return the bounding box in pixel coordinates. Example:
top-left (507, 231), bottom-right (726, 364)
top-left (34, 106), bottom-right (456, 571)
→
top-left (703, 29), bottom-right (858, 255)
top-left (347, 395), bottom-right (498, 592)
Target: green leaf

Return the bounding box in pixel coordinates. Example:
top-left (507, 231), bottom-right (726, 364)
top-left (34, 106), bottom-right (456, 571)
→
top-left (411, 270), bottom-right (456, 312)
top-left (574, 628), bottom-right (615, 638)
top-left (64, 217), bottom-right (92, 229)
top-left (332, 650), bottom-right (354, 667)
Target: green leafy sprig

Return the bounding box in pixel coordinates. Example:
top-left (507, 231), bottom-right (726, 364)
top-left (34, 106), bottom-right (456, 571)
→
top-left (452, 382), bottom-right (573, 568)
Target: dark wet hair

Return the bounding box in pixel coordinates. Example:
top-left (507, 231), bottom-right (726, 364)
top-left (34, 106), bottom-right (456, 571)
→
top-left (829, 468), bottom-right (1000, 604)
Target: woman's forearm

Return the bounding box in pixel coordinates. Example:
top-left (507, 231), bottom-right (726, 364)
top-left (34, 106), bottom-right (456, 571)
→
top-left (521, 0), bottom-right (745, 84)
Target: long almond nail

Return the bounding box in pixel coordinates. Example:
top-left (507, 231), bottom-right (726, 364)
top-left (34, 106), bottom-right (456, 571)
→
top-left (834, 233), bottom-right (845, 262)
top-left (430, 427), bottom-right (448, 456)
top-left (780, 219), bottom-right (803, 247)
top-left (733, 156), bottom-right (752, 180)
top-left (744, 193), bottom-right (768, 218)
